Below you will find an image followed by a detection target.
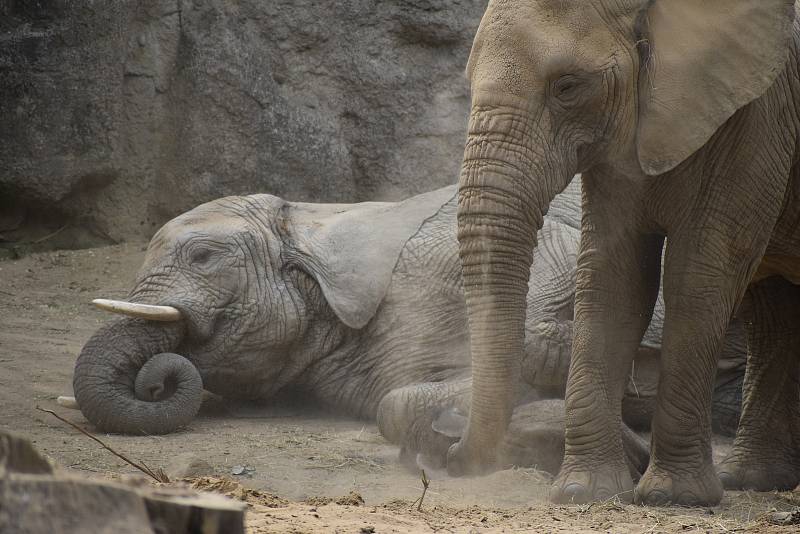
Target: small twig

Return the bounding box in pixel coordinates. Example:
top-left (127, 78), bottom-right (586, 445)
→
top-left (32, 224), bottom-right (69, 244)
top-left (228, 413), bottom-right (299, 419)
top-left (308, 455), bottom-right (384, 471)
top-left (36, 406), bottom-right (169, 483)
top-left (410, 469), bottom-right (430, 512)
top-left (66, 464), bottom-right (102, 473)
top-left (309, 460), bottom-right (353, 470)
top-left (630, 360), bottom-right (640, 398)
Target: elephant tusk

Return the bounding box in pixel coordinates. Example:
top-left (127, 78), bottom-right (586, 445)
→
top-left (92, 298), bottom-right (183, 322)
top-left (57, 396), bottom-right (80, 410)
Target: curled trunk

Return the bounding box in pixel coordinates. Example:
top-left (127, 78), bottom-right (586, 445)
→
top-left (73, 318), bottom-right (203, 434)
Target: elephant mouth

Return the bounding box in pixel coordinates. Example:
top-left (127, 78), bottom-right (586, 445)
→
top-left (95, 297), bottom-right (220, 341)
top-left (89, 296), bottom-right (264, 403)
top-left (92, 296), bottom-right (220, 373)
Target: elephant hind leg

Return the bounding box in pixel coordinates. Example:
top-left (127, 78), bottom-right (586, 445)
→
top-left (717, 276), bottom-right (800, 492)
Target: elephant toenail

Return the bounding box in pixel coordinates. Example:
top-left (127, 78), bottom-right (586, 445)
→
top-left (642, 489), bottom-right (670, 506)
top-left (559, 483), bottom-right (588, 503)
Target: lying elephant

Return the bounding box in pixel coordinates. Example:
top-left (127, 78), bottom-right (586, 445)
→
top-left (71, 178), bottom-right (745, 475)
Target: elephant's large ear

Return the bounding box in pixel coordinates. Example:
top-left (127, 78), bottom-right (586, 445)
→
top-left (282, 186), bottom-right (457, 329)
top-left (635, 0), bottom-right (795, 175)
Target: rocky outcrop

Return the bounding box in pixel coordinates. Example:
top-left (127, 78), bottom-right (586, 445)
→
top-left (0, 0), bottom-right (486, 242)
top-left (0, 430), bottom-right (246, 534)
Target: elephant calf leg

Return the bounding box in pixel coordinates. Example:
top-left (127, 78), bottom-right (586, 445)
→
top-left (503, 399), bottom-right (650, 479)
top-left (717, 277), bottom-right (800, 491)
top-left (520, 318), bottom-right (572, 396)
top-left (380, 389), bottom-right (652, 478)
top-left (377, 378), bottom-right (473, 470)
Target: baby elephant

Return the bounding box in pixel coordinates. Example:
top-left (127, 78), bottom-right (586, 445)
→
top-left (72, 178), bottom-right (744, 475)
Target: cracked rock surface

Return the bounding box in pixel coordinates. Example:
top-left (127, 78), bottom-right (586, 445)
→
top-left (0, 0), bottom-right (486, 241)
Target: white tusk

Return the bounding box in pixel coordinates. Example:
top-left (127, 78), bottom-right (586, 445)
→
top-left (57, 396), bottom-right (80, 410)
top-left (92, 298), bottom-right (182, 322)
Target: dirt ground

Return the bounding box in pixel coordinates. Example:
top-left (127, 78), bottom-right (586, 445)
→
top-left (1, 243), bottom-right (799, 533)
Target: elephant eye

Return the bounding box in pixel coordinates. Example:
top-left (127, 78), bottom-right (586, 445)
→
top-left (552, 75), bottom-right (582, 102)
top-left (189, 246), bottom-right (215, 264)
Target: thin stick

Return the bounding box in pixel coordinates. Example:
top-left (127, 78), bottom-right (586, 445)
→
top-left (410, 469), bottom-right (429, 512)
top-left (629, 360), bottom-right (640, 397)
top-left (32, 224), bottom-right (68, 244)
top-left (36, 406), bottom-right (169, 483)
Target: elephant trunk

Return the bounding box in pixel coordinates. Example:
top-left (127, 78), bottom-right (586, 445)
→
top-left (452, 99), bottom-right (574, 472)
top-left (73, 318), bottom-right (203, 435)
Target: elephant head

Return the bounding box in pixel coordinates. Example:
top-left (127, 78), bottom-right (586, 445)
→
top-left (451, 0), bottom-right (795, 473)
top-left (73, 188), bottom-right (455, 434)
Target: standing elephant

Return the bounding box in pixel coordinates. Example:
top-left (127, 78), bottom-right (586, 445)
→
top-left (450, 0), bottom-right (800, 506)
top-left (70, 179), bottom-right (743, 475)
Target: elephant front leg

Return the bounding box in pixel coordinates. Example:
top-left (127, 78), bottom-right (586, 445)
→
top-left (551, 228), bottom-right (663, 503)
top-left (717, 276), bottom-right (800, 492)
top-left (633, 243), bottom-right (766, 506)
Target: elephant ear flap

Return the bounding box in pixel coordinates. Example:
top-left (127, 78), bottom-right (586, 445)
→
top-left (283, 186), bottom-right (457, 330)
top-left (635, 0), bottom-right (795, 176)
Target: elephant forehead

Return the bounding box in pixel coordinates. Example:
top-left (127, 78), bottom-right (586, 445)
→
top-left (143, 215), bottom-right (251, 268)
top-left (485, 0), bottom-right (607, 35)
top-left (156, 207), bottom-right (250, 242)
top-left (526, 0), bottom-right (639, 18)
top-left (473, 1), bottom-right (621, 93)
top-left (171, 212), bottom-right (247, 235)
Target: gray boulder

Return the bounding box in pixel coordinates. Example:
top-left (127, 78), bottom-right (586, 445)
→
top-left (0, 0), bottom-right (486, 242)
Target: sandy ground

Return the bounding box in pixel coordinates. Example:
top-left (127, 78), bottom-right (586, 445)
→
top-left (1, 243), bottom-right (799, 533)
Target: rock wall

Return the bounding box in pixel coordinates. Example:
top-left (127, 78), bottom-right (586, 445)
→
top-left (0, 0), bottom-right (486, 242)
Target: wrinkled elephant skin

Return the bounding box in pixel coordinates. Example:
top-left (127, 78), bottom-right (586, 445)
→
top-left (74, 180), bottom-right (744, 479)
top-left (452, 0), bottom-right (800, 506)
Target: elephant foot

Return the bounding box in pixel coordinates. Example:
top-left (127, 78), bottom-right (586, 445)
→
top-left (717, 451), bottom-right (800, 492)
top-left (446, 439), bottom-right (500, 477)
top-left (634, 462), bottom-right (722, 506)
top-left (550, 465), bottom-right (634, 504)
